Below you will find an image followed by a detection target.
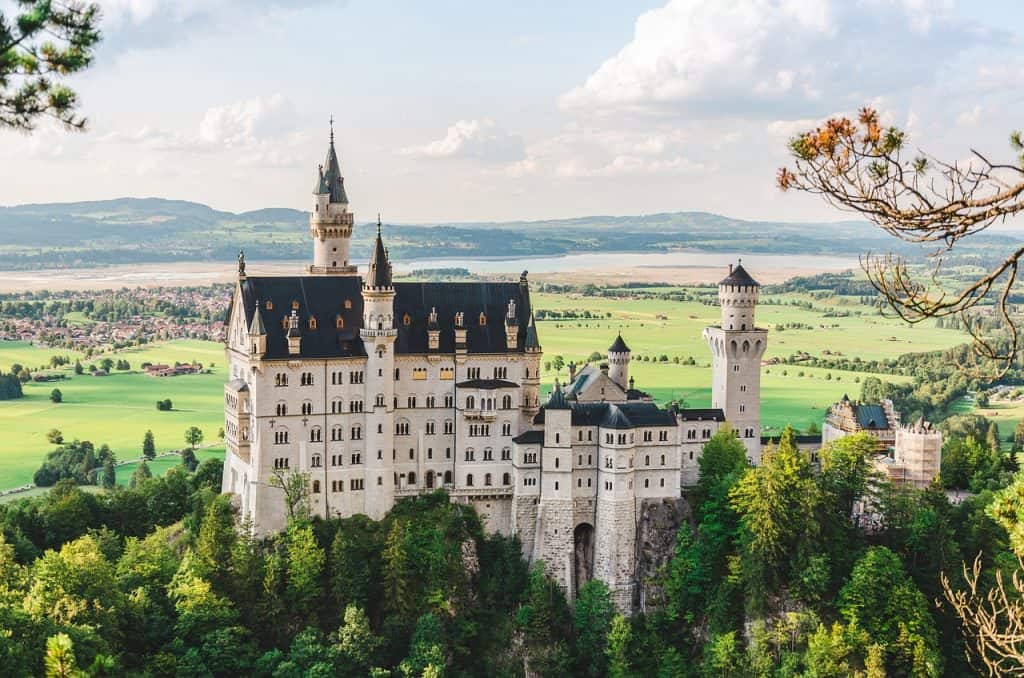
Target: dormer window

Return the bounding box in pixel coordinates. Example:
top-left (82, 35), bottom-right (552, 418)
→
top-left (344, 299), bottom-right (352, 309)
top-left (292, 300), bottom-right (300, 310)
top-left (479, 313), bottom-right (487, 326)
top-left (308, 317), bottom-right (317, 330)
top-left (336, 315), bottom-right (345, 329)
top-left (403, 313), bottom-right (411, 326)
top-left (281, 316), bottom-right (289, 329)
top-left (265, 300), bottom-right (273, 310)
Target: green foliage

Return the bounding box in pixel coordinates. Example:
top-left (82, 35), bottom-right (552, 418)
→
top-left (574, 579), bottom-right (614, 677)
top-left (33, 440), bottom-right (101, 487)
top-left (183, 426), bottom-right (203, 450)
top-left (142, 430), bottom-right (155, 460)
top-left (50, 388), bottom-right (62, 403)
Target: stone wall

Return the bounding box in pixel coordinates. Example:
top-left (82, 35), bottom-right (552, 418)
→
top-left (594, 497), bottom-right (638, 612)
top-left (635, 497), bottom-right (691, 613)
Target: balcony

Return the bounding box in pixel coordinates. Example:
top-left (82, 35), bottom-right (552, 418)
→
top-left (463, 408), bottom-right (497, 422)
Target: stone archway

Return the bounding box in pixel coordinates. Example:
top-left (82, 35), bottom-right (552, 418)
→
top-left (573, 523), bottom-right (595, 596)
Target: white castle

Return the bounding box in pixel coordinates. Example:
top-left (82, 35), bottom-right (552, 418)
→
top-left (221, 128), bottom-right (768, 611)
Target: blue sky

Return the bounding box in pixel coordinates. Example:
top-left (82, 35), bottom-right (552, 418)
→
top-left (3, 0), bottom-right (1024, 224)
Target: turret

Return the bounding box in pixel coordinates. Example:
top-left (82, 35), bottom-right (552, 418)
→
top-left (717, 260), bottom-right (760, 330)
top-left (608, 333), bottom-right (631, 390)
top-left (309, 119), bottom-right (357, 276)
top-left (703, 261), bottom-right (767, 463)
top-left (360, 219), bottom-right (397, 520)
top-left (427, 306), bottom-right (440, 351)
top-left (248, 300), bottom-right (266, 358)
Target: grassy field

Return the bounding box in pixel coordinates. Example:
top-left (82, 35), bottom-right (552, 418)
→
top-left (0, 287), bottom-right (972, 489)
top-left (0, 339), bottom-right (224, 488)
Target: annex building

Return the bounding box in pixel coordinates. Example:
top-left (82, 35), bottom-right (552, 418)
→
top-left (222, 128), bottom-right (769, 612)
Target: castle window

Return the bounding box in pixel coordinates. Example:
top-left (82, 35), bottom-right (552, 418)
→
top-left (466, 474), bottom-right (474, 487)
top-left (479, 313), bottom-right (487, 326)
top-left (273, 457), bottom-right (289, 468)
top-left (336, 315), bottom-right (345, 329)
top-left (446, 447), bottom-right (452, 459)
top-left (427, 447), bottom-right (433, 459)
top-left (660, 478), bottom-right (665, 487)
top-left (503, 472), bottom-right (510, 485)
top-left (308, 317), bottom-right (317, 330)
top-left (485, 473), bottom-right (493, 486)
top-left (444, 420), bottom-right (454, 434)
top-left (292, 300), bottom-right (300, 310)
top-left (554, 457), bottom-right (559, 468)
top-left (426, 421), bottom-right (435, 435)
top-left (645, 455), bottom-right (650, 465)
top-left (466, 395), bottom-right (476, 409)
top-left (502, 422), bottom-right (512, 436)
top-left (301, 401), bottom-right (313, 415)
top-left (661, 454), bottom-right (665, 465)
top-left (444, 395), bottom-right (454, 408)
top-left (644, 479), bottom-right (649, 488)
top-left (311, 454), bottom-right (322, 468)
top-left (554, 481), bottom-right (559, 491)
top-left (407, 396), bottom-right (417, 408)
top-left (502, 395), bottom-right (513, 409)
top-left (395, 421), bottom-right (410, 436)
top-left (310, 427), bottom-right (322, 443)
top-left (265, 300), bottom-right (274, 310)
top-left (440, 367), bottom-right (454, 380)
top-left (465, 448), bottom-right (475, 462)
top-left (332, 426), bottom-right (343, 441)
top-left (276, 402), bottom-right (287, 416)
top-left (351, 453), bottom-right (361, 465)
top-left (351, 425), bottom-right (362, 440)
top-left (403, 313), bottom-right (411, 326)
top-left (444, 470), bottom-right (452, 484)
top-left (344, 299), bottom-right (352, 309)
top-left (352, 478), bottom-right (365, 490)
top-left (483, 448), bottom-right (493, 461)
top-left (375, 394), bottom-right (385, 407)
top-left (413, 368), bottom-right (428, 381)
top-left (501, 447), bottom-right (511, 461)
top-left (350, 371), bottom-right (363, 384)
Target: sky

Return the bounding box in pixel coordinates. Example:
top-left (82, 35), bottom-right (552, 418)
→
top-left (2, 0), bottom-right (1024, 224)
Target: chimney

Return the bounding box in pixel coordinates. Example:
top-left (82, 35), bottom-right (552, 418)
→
top-left (729, 263), bottom-right (734, 274)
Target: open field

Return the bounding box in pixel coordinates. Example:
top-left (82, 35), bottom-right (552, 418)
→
top-left (114, 446), bottom-right (223, 487)
top-left (0, 288), bottom-right (973, 489)
top-left (0, 339), bottom-right (224, 488)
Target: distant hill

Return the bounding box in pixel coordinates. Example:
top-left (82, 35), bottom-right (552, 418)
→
top-left (0, 197), bottom-right (1016, 270)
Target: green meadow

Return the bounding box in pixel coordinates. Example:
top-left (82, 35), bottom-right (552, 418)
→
top-left (0, 339), bottom-right (224, 488)
top-left (0, 289), bottom-right (972, 489)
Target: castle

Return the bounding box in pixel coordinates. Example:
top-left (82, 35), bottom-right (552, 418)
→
top-left (220, 127), bottom-right (937, 612)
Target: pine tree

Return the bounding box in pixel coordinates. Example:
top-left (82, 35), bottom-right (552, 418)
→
top-left (130, 460), bottom-right (152, 488)
top-left (142, 430), bottom-right (155, 460)
top-left (102, 457), bottom-right (116, 490)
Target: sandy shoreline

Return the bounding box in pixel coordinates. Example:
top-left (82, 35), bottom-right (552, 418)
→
top-left (0, 258), bottom-right (856, 292)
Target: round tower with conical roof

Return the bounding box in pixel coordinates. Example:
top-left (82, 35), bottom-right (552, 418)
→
top-left (703, 261), bottom-right (768, 463)
top-left (608, 333), bottom-right (631, 390)
top-left (309, 120), bottom-right (357, 275)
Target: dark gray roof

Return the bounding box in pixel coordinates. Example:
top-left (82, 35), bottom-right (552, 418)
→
top-left (761, 433), bottom-right (823, 445)
top-left (367, 224), bottom-right (392, 289)
top-left (525, 314), bottom-right (541, 350)
top-left (546, 383), bottom-right (570, 410)
top-left (676, 408), bottom-right (725, 422)
top-left (315, 138), bottom-right (349, 204)
top-left (236, 276), bottom-right (533, 359)
top-left (533, 400), bottom-right (676, 429)
top-left (512, 430), bottom-right (544, 444)
top-left (853, 403), bottom-right (890, 430)
top-left (609, 333), bottom-right (631, 353)
top-left (456, 379), bottom-right (519, 389)
top-left (719, 263), bottom-right (759, 287)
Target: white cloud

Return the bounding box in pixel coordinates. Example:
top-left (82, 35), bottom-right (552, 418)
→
top-left (100, 94), bottom-right (304, 167)
top-left (956, 105), bottom-right (982, 127)
top-left (559, 0), bottom-right (991, 119)
top-left (402, 119), bottom-right (524, 162)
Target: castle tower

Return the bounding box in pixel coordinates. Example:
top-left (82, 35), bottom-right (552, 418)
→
top-left (594, 405), bottom-right (639, 612)
top-left (536, 384), bottom-right (576, 598)
top-left (309, 120), bottom-right (357, 275)
top-left (608, 333), bottom-right (631, 390)
top-left (360, 220), bottom-right (397, 518)
top-left (703, 262), bottom-right (767, 463)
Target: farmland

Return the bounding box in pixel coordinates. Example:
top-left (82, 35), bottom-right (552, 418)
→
top-left (0, 287), bottom-right (971, 489)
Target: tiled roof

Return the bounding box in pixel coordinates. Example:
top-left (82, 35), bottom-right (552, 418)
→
top-left (719, 263), bottom-right (760, 287)
top-left (315, 139), bottom-right (349, 204)
top-left (676, 408), bottom-right (725, 422)
top-left (237, 276), bottom-right (532, 359)
top-left (531, 400), bottom-right (676, 430)
top-left (854, 403), bottom-right (890, 430)
top-left (608, 333), bottom-right (631, 353)
top-left (512, 430), bottom-right (544, 444)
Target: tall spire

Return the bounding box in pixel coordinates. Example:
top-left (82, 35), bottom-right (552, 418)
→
top-left (366, 218), bottom-right (393, 289)
top-left (314, 119), bottom-right (348, 204)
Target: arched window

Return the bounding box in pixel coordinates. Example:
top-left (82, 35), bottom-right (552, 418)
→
top-left (312, 480), bottom-right (320, 493)
top-left (466, 474), bottom-right (474, 487)
top-left (502, 472), bottom-right (510, 485)
top-left (310, 427), bottom-right (322, 443)
top-left (466, 395), bottom-right (476, 409)
top-left (311, 454), bottom-right (322, 467)
top-left (502, 394), bottom-right (512, 409)
top-left (336, 315), bottom-right (345, 329)
top-left (485, 473), bottom-right (493, 486)
top-left (426, 471), bottom-right (435, 488)
top-left (444, 470), bottom-right (452, 485)
top-left (407, 472), bottom-right (416, 486)
top-left (479, 313), bottom-right (487, 326)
